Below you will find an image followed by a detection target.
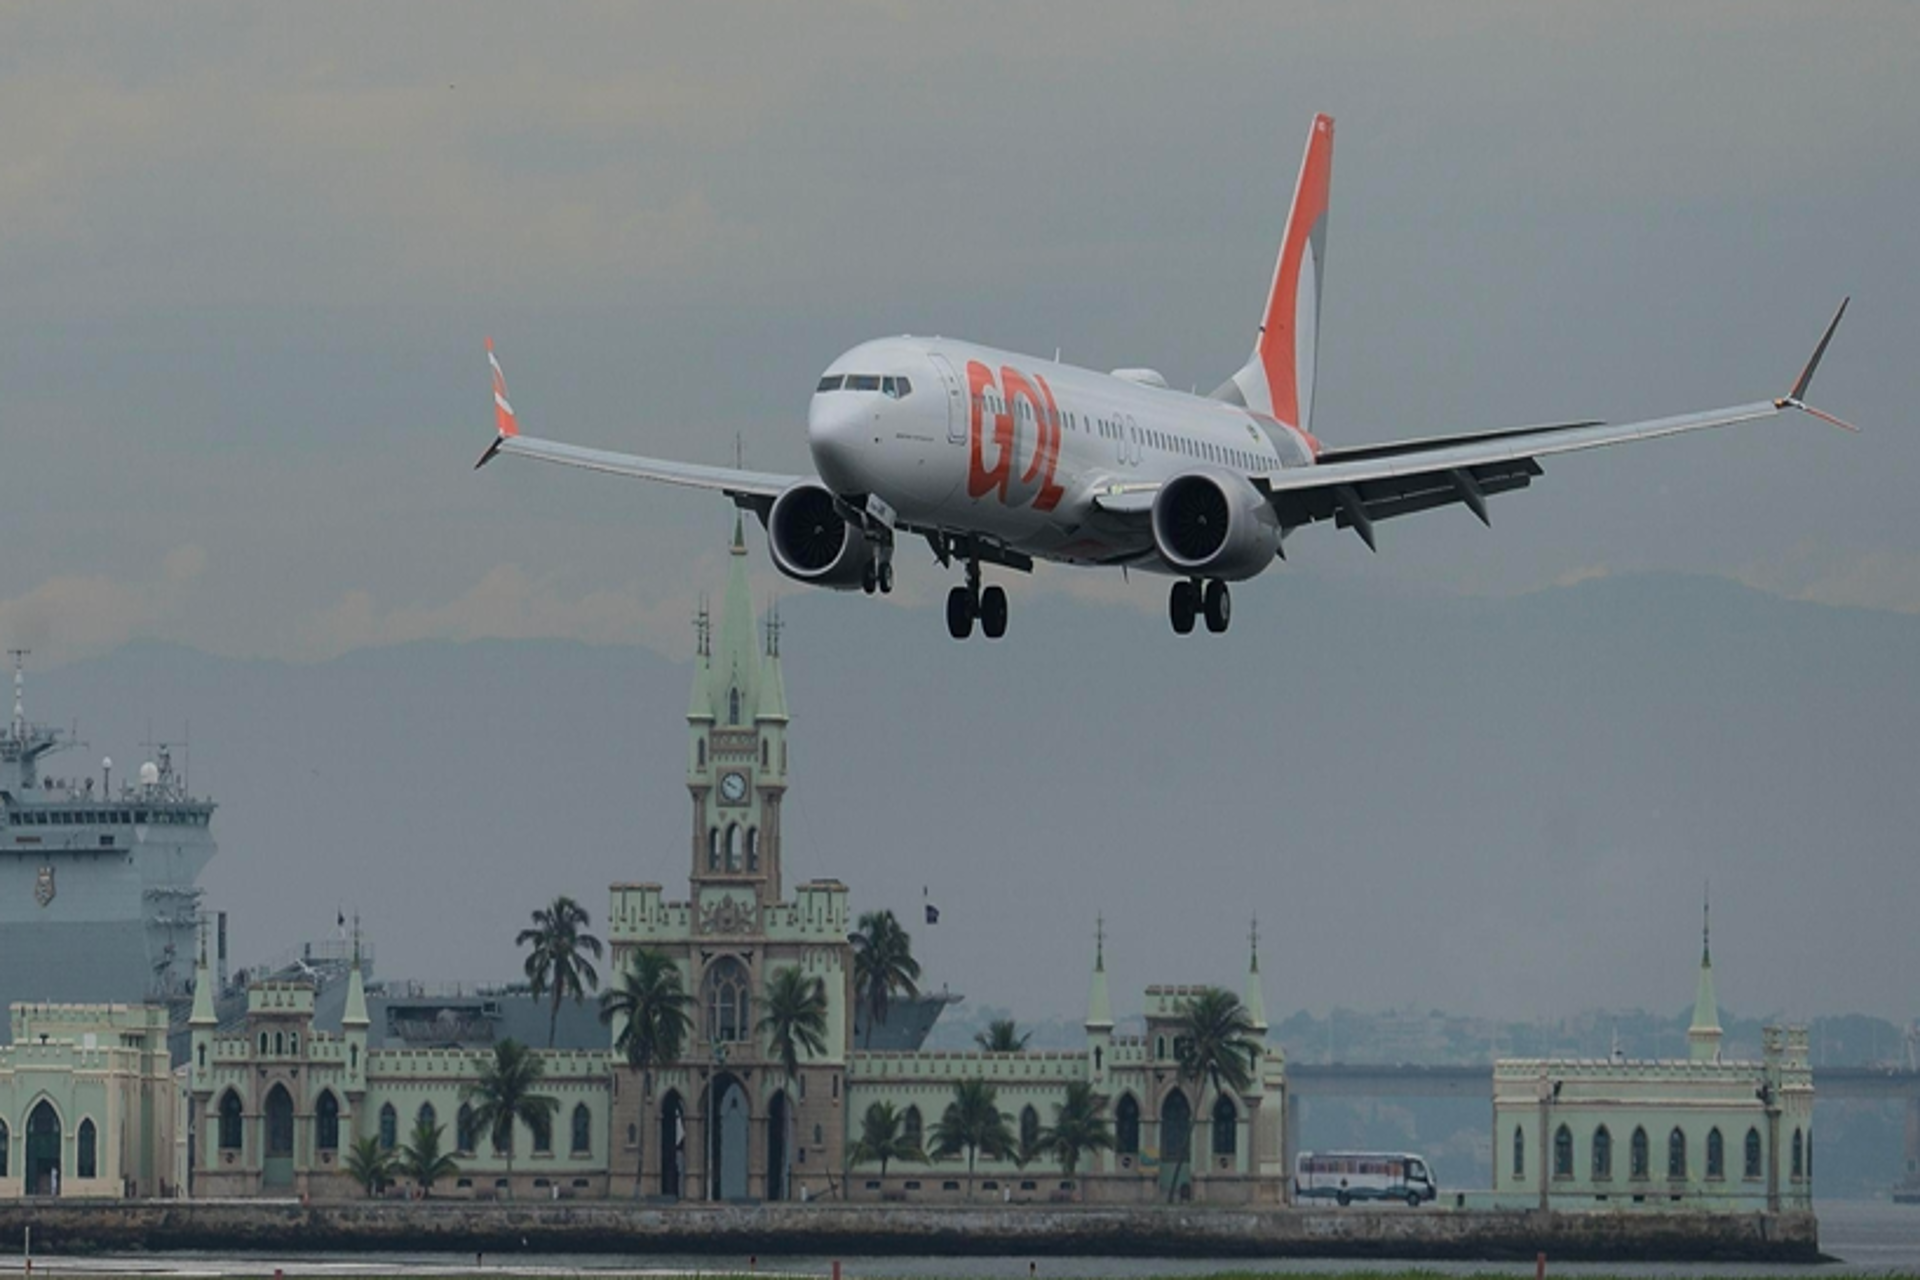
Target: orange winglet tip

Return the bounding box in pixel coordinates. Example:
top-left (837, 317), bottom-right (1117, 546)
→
top-left (486, 339), bottom-right (520, 438)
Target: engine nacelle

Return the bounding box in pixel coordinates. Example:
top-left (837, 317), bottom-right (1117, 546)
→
top-left (1150, 470), bottom-right (1280, 581)
top-left (767, 482), bottom-right (876, 590)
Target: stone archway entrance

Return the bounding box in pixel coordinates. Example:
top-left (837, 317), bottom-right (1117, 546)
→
top-left (658, 1092), bottom-right (685, 1199)
top-left (26, 1100), bottom-right (61, 1196)
top-left (708, 1074), bottom-right (749, 1202)
top-left (766, 1092), bottom-right (790, 1202)
top-left (263, 1084), bottom-right (295, 1188)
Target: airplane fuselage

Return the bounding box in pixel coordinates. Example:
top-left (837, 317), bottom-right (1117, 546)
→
top-left (807, 336), bottom-right (1318, 570)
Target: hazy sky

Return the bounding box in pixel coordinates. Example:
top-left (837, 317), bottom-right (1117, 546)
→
top-left (3, 6), bottom-right (1917, 1023)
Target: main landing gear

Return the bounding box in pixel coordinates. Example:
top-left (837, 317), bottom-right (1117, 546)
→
top-left (947, 558), bottom-right (1007, 641)
top-left (1169, 578), bottom-right (1231, 635)
top-left (860, 557), bottom-right (894, 595)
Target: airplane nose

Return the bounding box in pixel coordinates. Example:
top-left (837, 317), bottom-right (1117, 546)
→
top-left (808, 395), bottom-right (869, 492)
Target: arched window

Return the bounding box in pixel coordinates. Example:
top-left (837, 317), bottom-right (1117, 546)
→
top-left (77, 1118), bottom-right (97, 1179)
top-left (198, 1044), bottom-right (206, 1070)
top-left (1512, 1125), bottom-right (1525, 1179)
top-left (572, 1103), bottom-right (592, 1156)
top-left (0, 1118), bottom-right (8, 1178)
top-left (1707, 1127), bottom-right (1725, 1179)
top-left (265, 1085), bottom-right (294, 1158)
top-left (288, 1033), bottom-right (298, 1055)
top-left (1212, 1096), bottom-right (1237, 1157)
top-left (258, 1032), bottom-right (269, 1056)
top-left (697, 741), bottom-right (706, 769)
top-left (903, 1106), bottom-right (923, 1149)
top-left (1115, 1096), bottom-right (1140, 1156)
top-left (1553, 1123), bottom-right (1573, 1178)
top-left (219, 1091), bottom-right (244, 1151)
top-left (493, 1117), bottom-right (512, 1157)
top-left (316, 1092), bottom-right (340, 1151)
top-left (729, 688), bottom-right (741, 725)
top-left (1791, 1128), bottom-right (1804, 1179)
top-left (273, 1031), bottom-right (284, 1055)
top-left (1744, 1126), bottom-right (1762, 1179)
top-left (726, 824), bottom-right (743, 872)
top-left (703, 957), bottom-right (751, 1043)
top-left (532, 1112), bottom-right (552, 1154)
top-left (1668, 1127), bottom-right (1687, 1179)
top-left (1160, 1091), bottom-right (1192, 1166)
top-left (457, 1103), bottom-right (477, 1155)
top-left (379, 1103), bottom-right (398, 1151)
top-left (746, 828), bottom-right (759, 872)
top-left (1020, 1105), bottom-right (1040, 1157)
top-left (417, 1102), bottom-right (437, 1136)
top-left (1630, 1126), bottom-right (1649, 1180)
top-left (761, 739), bottom-right (769, 768)
top-left (707, 828), bottom-right (720, 872)
top-left (350, 1044), bottom-right (358, 1072)
top-left (1592, 1125), bottom-right (1612, 1180)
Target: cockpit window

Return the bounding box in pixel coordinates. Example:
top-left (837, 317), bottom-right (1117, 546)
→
top-left (846, 374), bottom-right (882, 392)
top-left (886, 376), bottom-right (912, 398)
top-left (816, 374), bottom-right (844, 392)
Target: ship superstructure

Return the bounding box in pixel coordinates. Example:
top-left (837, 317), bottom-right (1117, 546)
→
top-left (0, 652), bottom-right (216, 1039)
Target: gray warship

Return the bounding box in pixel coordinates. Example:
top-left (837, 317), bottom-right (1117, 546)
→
top-left (0, 652), bottom-right (215, 1040)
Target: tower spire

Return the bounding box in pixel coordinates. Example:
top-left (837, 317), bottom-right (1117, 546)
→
top-left (1688, 882), bottom-right (1722, 1063)
top-left (1245, 915), bottom-right (1268, 1033)
top-left (9, 648), bottom-right (26, 738)
top-left (1086, 915), bottom-right (1112, 1031)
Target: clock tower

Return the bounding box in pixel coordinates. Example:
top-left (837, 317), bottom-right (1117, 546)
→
top-left (687, 516), bottom-right (789, 911)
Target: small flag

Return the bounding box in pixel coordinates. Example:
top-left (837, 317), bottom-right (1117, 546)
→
top-left (925, 903), bottom-right (940, 925)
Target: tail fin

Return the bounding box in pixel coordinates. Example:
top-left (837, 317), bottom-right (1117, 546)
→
top-left (1214, 113), bottom-right (1334, 436)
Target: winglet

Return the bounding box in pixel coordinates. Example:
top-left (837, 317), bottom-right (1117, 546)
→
top-left (476, 338), bottom-right (520, 469)
top-left (1776, 298), bottom-right (1858, 432)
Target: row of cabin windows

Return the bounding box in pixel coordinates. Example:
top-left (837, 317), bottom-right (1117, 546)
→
top-left (1516, 1123), bottom-right (1810, 1182)
top-left (706, 825), bottom-right (760, 874)
top-left (0, 1113), bottom-right (96, 1179)
top-left (968, 391), bottom-right (1276, 475)
top-left (213, 1090), bottom-right (593, 1159)
top-left (10, 807), bottom-right (208, 826)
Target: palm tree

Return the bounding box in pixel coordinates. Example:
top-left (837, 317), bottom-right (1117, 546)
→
top-left (974, 1018), bottom-right (1030, 1053)
top-left (758, 965), bottom-right (830, 1084)
top-left (1040, 1081), bottom-right (1113, 1197)
top-left (599, 948), bottom-right (693, 1197)
top-left (849, 1101), bottom-right (926, 1181)
top-left (397, 1119), bottom-right (460, 1196)
top-left (850, 909), bottom-right (920, 1048)
top-left (344, 1134), bottom-right (394, 1199)
top-left (930, 1077), bottom-right (1015, 1199)
top-left (463, 1037), bottom-right (560, 1189)
top-left (517, 895), bottom-right (604, 1048)
top-left (1169, 986), bottom-right (1262, 1201)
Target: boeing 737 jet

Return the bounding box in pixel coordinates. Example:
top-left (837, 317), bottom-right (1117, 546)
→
top-left (476, 114), bottom-right (1852, 640)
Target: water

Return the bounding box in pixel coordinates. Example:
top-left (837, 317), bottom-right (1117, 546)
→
top-left (4, 1201), bottom-right (1916, 1278)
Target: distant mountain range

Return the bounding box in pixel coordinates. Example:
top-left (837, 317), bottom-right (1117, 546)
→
top-left (27, 570), bottom-right (1920, 1026)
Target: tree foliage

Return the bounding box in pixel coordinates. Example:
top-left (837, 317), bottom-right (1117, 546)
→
top-left (517, 895), bottom-right (604, 1048)
top-left (397, 1119), bottom-right (460, 1195)
top-left (1040, 1080), bottom-right (1113, 1181)
top-left (758, 965), bottom-right (830, 1083)
top-left (462, 1038), bottom-right (560, 1180)
top-left (849, 1101), bottom-right (926, 1179)
top-left (344, 1134), bottom-right (394, 1198)
top-left (1169, 986), bottom-right (1262, 1199)
top-left (930, 1077), bottom-right (1014, 1197)
top-left (850, 909), bottom-right (920, 1047)
top-left (974, 1018), bottom-right (1031, 1053)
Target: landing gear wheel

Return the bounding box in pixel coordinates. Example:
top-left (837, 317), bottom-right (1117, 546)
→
top-left (1170, 580), bottom-right (1198, 635)
top-left (1203, 580), bottom-right (1231, 633)
top-left (946, 586), bottom-right (975, 640)
top-left (862, 562), bottom-right (878, 595)
top-left (980, 585), bottom-right (1009, 639)
top-left (878, 560), bottom-right (894, 595)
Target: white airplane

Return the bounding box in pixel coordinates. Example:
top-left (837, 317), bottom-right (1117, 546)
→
top-left (476, 113), bottom-right (1853, 640)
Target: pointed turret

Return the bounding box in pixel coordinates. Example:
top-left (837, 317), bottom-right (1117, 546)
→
top-left (1244, 917), bottom-right (1269, 1035)
top-left (343, 932), bottom-right (370, 1031)
top-left (1688, 889), bottom-right (1722, 1063)
top-left (1086, 916), bottom-right (1113, 1032)
top-left (190, 924), bottom-right (216, 1028)
top-left (707, 515), bottom-right (760, 725)
top-left (758, 604), bottom-right (790, 725)
top-left (688, 598), bottom-right (714, 723)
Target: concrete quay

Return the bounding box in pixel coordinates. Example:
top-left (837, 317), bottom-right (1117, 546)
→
top-left (0, 1201), bottom-right (1822, 1263)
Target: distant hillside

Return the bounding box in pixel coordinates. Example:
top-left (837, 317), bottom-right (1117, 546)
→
top-left (31, 571), bottom-right (1920, 1024)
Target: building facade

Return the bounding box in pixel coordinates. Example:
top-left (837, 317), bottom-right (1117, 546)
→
top-left (1491, 918), bottom-right (1814, 1210)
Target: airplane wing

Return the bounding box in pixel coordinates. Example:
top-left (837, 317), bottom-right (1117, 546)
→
top-left (1097, 299), bottom-right (1855, 549)
top-left (473, 340), bottom-right (802, 510)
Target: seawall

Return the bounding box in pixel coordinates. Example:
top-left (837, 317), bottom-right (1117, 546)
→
top-left (0, 1201), bottom-right (1821, 1262)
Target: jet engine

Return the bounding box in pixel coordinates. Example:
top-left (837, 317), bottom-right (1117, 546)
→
top-left (767, 482), bottom-right (877, 589)
top-left (1150, 470), bottom-right (1280, 580)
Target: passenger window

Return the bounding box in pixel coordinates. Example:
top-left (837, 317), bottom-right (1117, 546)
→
top-left (816, 375), bottom-right (843, 392)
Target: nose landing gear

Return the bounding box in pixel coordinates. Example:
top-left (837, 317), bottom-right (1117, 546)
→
top-left (946, 558), bottom-right (1007, 641)
top-left (1169, 578), bottom-right (1231, 635)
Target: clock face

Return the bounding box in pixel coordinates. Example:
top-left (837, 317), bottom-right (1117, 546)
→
top-left (720, 771), bottom-right (748, 803)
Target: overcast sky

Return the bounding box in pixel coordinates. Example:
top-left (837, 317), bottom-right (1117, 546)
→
top-left (4, 5), bottom-right (1916, 1023)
